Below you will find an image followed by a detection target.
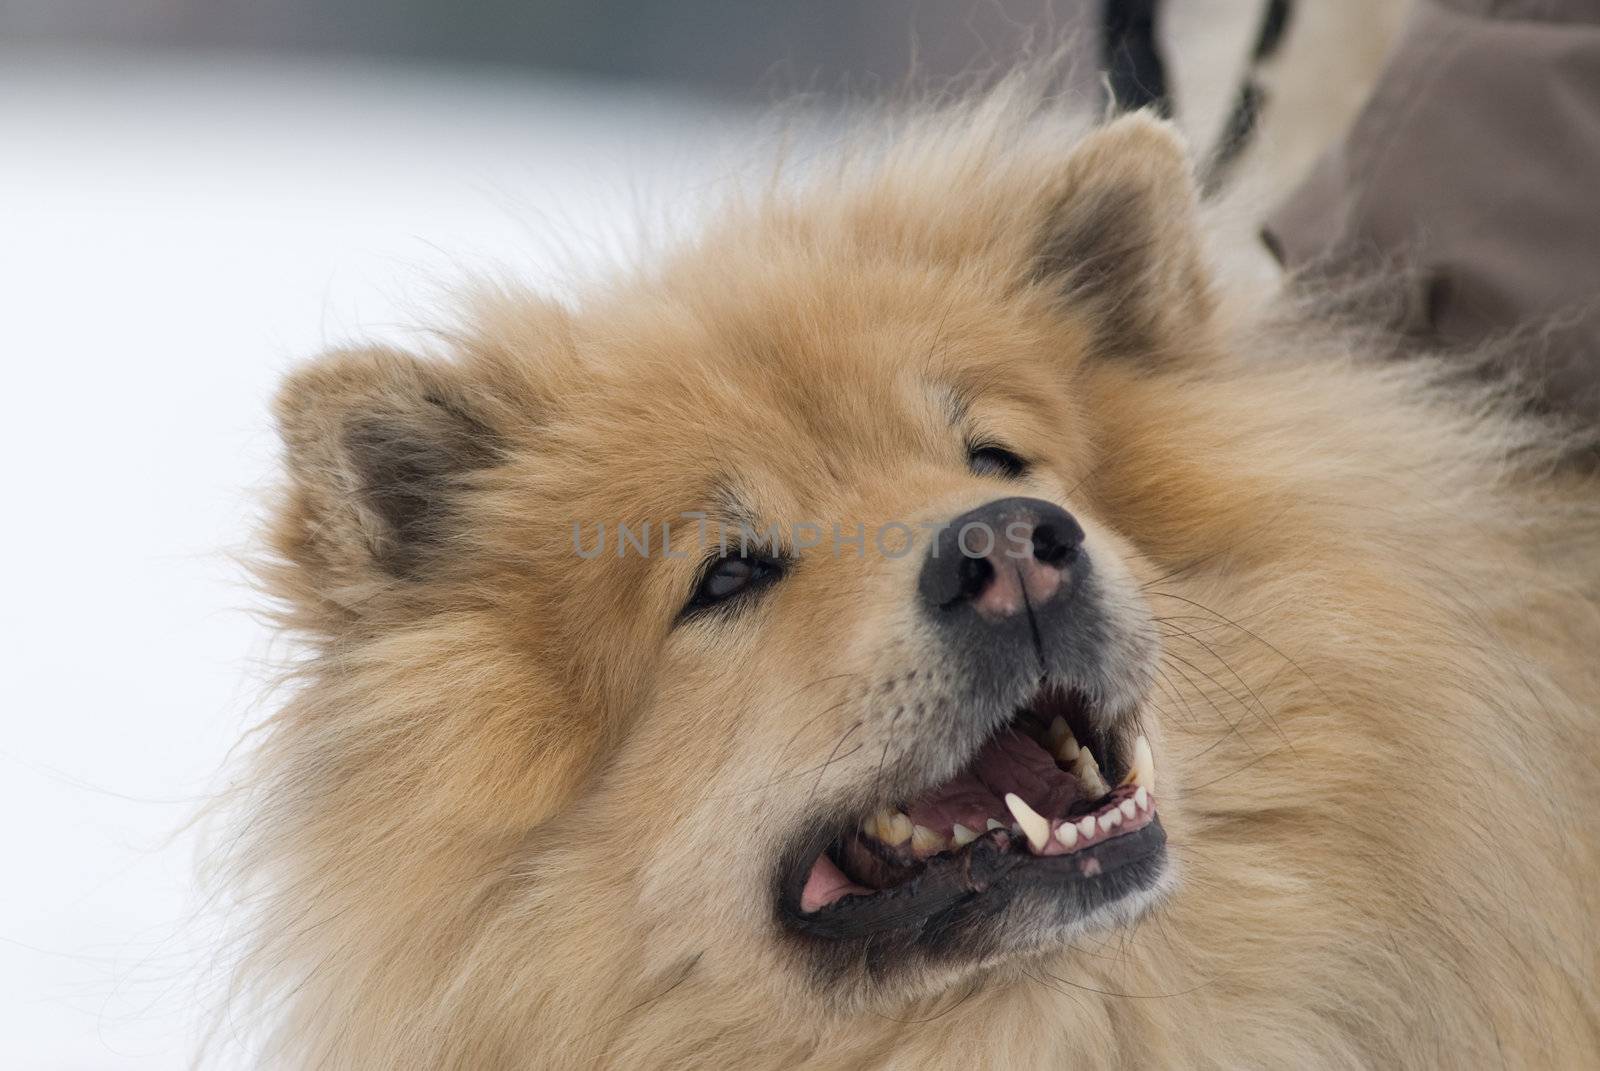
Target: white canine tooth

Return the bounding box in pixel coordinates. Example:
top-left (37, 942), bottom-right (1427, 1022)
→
top-left (1119, 799), bottom-right (1139, 821)
top-left (1076, 815), bottom-right (1097, 839)
top-left (1056, 822), bottom-right (1079, 849)
top-left (1046, 716), bottom-right (1079, 761)
top-left (1074, 745), bottom-right (1110, 797)
top-left (1134, 786), bottom-right (1150, 811)
top-left (986, 818), bottom-right (1006, 832)
top-left (951, 823), bottom-right (978, 848)
top-left (911, 824), bottom-right (947, 853)
top-left (1098, 811), bottom-right (1119, 833)
top-left (1122, 735), bottom-right (1156, 794)
top-left (1004, 793), bottom-right (1051, 852)
top-left (1044, 715), bottom-right (1068, 749)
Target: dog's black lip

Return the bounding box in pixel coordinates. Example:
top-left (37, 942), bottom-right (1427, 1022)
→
top-left (778, 818), bottom-right (1166, 941)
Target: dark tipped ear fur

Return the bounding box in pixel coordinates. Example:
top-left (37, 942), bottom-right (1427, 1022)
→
top-left (1032, 112), bottom-right (1214, 360)
top-left (272, 346), bottom-right (503, 599)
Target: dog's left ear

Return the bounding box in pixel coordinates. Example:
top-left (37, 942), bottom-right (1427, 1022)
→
top-left (1030, 112), bottom-right (1214, 361)
top-left (270, 346), bottom-right (512, 605)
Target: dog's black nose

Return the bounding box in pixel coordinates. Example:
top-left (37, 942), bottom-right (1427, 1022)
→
top-left (918, 497), bottom-right (1085, 618)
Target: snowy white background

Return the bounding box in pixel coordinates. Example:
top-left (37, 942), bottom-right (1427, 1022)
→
top-left (0, 48), bottom-right (762, 1068)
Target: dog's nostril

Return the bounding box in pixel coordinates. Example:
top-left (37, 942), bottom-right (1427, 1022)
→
top-left (956, 554), bottom-right (994, 602)
top-left (1032, 524), bottom-right (1078, 567)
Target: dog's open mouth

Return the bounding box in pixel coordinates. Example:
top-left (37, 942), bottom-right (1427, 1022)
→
top-left (781, 683), bottom-right (1165, 941)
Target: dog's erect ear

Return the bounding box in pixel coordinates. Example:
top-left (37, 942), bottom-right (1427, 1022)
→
top-left (1031, 112), bottom-right (1213, 360)
top-left (271, 346), bottom-right (506, 601)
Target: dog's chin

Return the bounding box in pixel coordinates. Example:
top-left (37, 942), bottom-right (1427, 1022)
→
top-left (774, 681), bottom-right (1170, 987)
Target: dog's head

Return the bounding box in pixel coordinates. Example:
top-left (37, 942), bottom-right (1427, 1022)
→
top-left (266, 112), bottom-right (1214, 1014)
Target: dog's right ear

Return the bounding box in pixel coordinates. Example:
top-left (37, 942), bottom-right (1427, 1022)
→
top-left (270, 346), bottom-right (507, 608)
top-left (1028, 112), bottom-right (1215, 363)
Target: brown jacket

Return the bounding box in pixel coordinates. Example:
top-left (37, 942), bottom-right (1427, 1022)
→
top-left (1265, 0), bottom-right (1600, 424)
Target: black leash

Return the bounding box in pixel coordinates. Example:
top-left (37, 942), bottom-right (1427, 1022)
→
top-left (1100, 0), bottom-right (1172, 117)
top-left (1200, 0), bottom-right (1293, 195)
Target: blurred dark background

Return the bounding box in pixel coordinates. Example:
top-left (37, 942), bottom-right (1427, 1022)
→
top-left (0, 0), bottom-right (1098, 99)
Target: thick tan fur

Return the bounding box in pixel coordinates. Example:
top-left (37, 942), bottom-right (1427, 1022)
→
top-left (217, 78), bottom-right (1600, 1068)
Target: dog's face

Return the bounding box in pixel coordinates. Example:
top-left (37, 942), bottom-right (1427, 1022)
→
top-left (270, 114), bottom-right (1213, 1010)
top-left (552, 285), bottom-right (1172, 994)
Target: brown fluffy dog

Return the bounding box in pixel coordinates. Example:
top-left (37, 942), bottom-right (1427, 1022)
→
top-left (221, 83), bottom-right (1600, 1068)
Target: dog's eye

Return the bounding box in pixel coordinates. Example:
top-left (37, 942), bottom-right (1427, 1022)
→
top-left (967, 443), bottom-right (1028, 479)
top-left (684, 553), bottom-right (783, 617)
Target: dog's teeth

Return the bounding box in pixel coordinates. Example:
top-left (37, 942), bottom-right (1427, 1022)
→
top-left (1122, 735), bottom-right (1156, 794)
top-left (1056, 822), bottom-right (1079, 849)
top-left (1073, 746), bottom-right (1110, 796)
top-left (1119, 798), bottom-right (1139, 820)
top-left (1045, 716), bottom-right (1079, 760)
top-left (911, 824), bottom-right (947, 853)
top-left (1098, 811), bottom-right (1119, 832)
top-left (869, 810), bottom-right (912, 845)
top-left (951, 823), bottom-right (978, 847)
top-left (1076, 815), bottom-right (1097, 839)
top-left (1004, 793), bottom-right (1051, 852)
top-left (986, 818), bottom-right (1005, 832)
top-left (1134, 786), bottom-right (1150, 811)
top-left (1043, 715), bottom-right (1067, 748)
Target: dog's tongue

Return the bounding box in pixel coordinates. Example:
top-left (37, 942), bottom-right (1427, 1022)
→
top-left (906, 728), bottom-right (1083, 831)
top-left (799, 853), bottom-right (872, 913)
